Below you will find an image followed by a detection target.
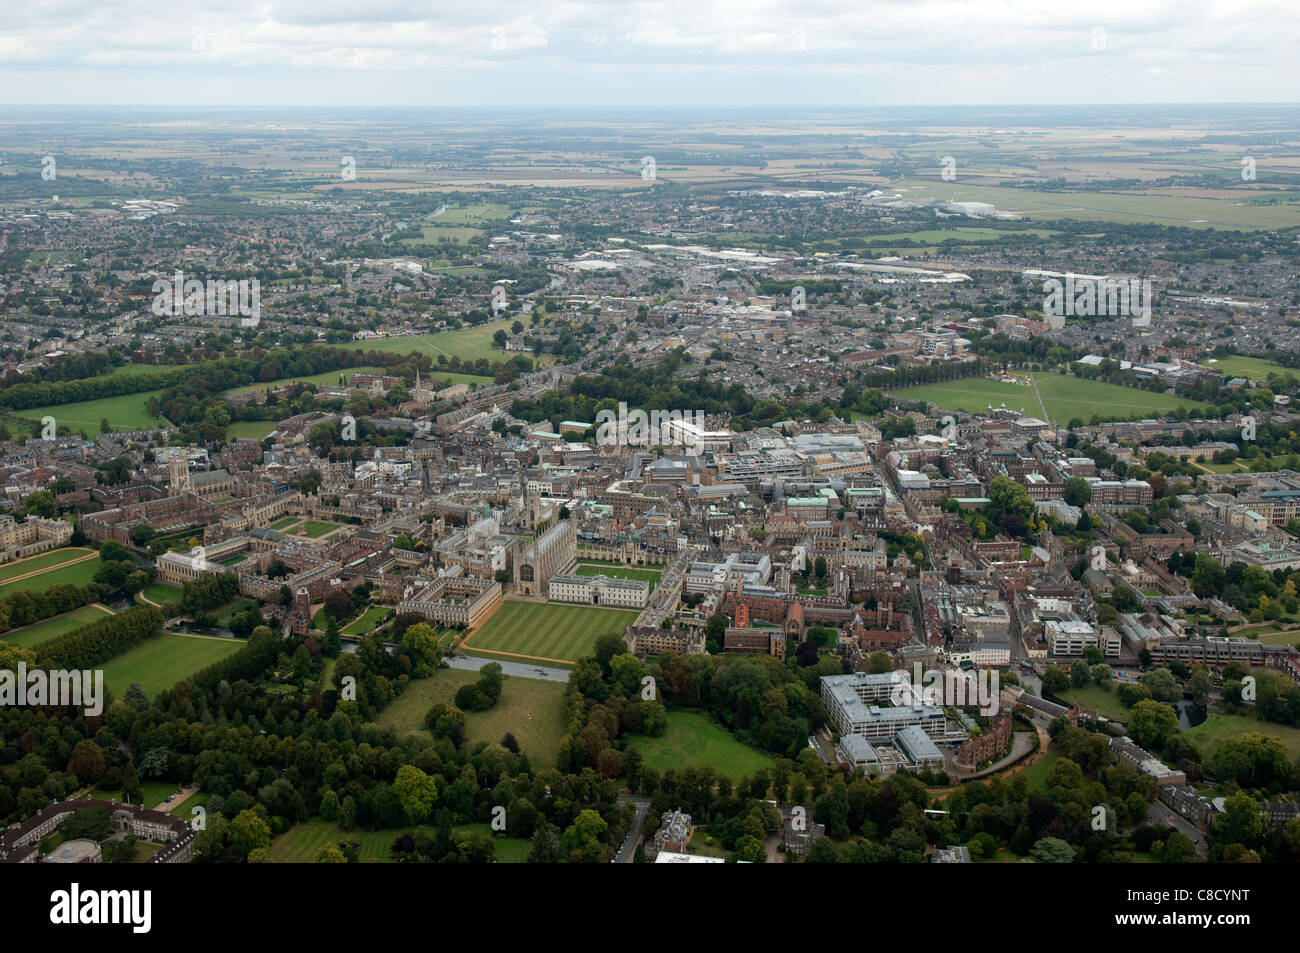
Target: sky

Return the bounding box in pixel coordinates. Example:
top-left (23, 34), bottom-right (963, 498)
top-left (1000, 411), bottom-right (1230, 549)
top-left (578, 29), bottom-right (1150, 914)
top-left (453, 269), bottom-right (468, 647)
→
top-left (3, 0), bottom-right (1299, 106)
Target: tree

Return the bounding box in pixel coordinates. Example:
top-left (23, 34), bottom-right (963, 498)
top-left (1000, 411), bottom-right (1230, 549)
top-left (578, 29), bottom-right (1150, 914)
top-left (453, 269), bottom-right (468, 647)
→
top-left (66, 739), bottom-right (106, 785)
top-left (315, 844), bottom-right (348, 863)
top-left (561, 809), bottom-right (608, 863)
top-left (1070, 659), bottom-right (1092, 688)
top-left (1029, 837), bottom-right (1076, 863)
top-left (20, 490), bottom-right (57, 519)
top-left (228, 809), bottom-right (272, 859)
top-left (1041, 666), bottom-right (1071, 697)
top-left (1128, 700), bottom-right (1179, 751)
top-left (1063, 477), bottom-right (1092, 508)
top-left (392, 765), bottom-right (438, 825)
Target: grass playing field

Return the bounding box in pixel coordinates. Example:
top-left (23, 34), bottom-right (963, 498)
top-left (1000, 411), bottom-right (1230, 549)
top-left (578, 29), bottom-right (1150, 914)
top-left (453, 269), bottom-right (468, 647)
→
top-left (466, 600), bottom-right (639, 663)
top-left (340, 318), bottom-right (544, 366)
top-left (893, 372), bottom-right (1201, 426)
top-left (101, 634), bottom-right (244, 700)
top-left (1199, 354), bottom-right (1299, 381)
top-left (573, 562), bottom-right (660, 594)
top-left (1, 604), bottom-right (114, 649)
top-left (225, 420), bottom-right (277, 440)
top-left (373, 667), bottom-right (568, 767)
top-left (628, 711), bottom-right (774, 782)
top-left (0, 547), bottom-right (95, 582)
top-left (0, 555), bottom-right (102, 600)
top-left (15, 390), bottom-right (167, 433)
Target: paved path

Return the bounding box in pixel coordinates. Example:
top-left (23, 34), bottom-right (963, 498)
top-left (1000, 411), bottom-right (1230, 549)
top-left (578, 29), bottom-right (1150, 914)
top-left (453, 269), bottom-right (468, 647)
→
top-left (615, 794), bottom-right (651, 863)
top-left (445, 655), bottom-right (570, 682)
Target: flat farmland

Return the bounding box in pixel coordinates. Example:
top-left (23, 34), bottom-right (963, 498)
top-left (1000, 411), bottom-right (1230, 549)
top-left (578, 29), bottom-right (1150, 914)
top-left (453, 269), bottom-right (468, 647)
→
top-left (101, 634), bottom-right (244, 699)
top-left (466, 600), bottom-right (639, 664)
top-left (1, 605), bottom-right (114, 650)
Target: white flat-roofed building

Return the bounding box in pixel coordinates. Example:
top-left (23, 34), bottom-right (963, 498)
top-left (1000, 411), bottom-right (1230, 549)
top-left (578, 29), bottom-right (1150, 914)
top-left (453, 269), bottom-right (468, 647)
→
top-left (896, 724), bottom-right (944, 768)
top-left (548, 572), bottom-right (649, 608)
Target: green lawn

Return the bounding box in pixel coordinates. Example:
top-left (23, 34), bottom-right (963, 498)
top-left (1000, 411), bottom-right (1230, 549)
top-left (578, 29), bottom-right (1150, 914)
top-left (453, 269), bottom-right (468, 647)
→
top-left (138, 583), bottom-right (184, 607)
top-left (467, 600), bottom-right (639, 663)
top-left (1185, 711), bottom-right (1300, 761)
top-left (301, 520), bottom-right (342, 538)
top-left (1199, 355), bottom-right (1298, 381)
top-left (0, 546), bottom-right (95, 582)
top-left (266, 817), bottom-right (529, 863)
top-left (892, 372), bottom-right (1201, 426)
top-left (1015, 749), bottom-right (1061, 793)
top-left (573, 562), bottom-right (660, 594)
top-left (373, 667), bottom-right (568, 768)
top-left (16, 390), bottom-right (166, 433)
top-left (1, 605), bottom-right (114, 649)
top-left (91, 780), bottom-right (181, 811)
top-left (341, 605), bottom-right (394, 636)
top-left (222, 365), bottom-right (384, 399)
top-left (628, 711), bottom-right (774, 782)
top-left (225, 420), bottom-right (277, 440)
top-left (341, 318), bottom-right (533, 365)
top-left (100, 634), bottom-right (244, 699)
top-left (269, 515), bottom-right (300, 530)
top-left (0, 556), bottom-right (102, 599)
top-left (1059, 685), bottom-right (1132, 721)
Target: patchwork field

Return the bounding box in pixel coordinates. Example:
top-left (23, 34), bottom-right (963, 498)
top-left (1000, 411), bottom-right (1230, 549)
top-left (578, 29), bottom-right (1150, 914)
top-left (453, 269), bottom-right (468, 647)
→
top-left (466, 600), bottom-right (639, 664)
top-left (1, 604), bottom-right (114, 649)
top-left (373, 667), bottom-right (568, 767)
top-left (101, 633), bottom-right (244, 699)
top-left (628, 711), bottom-right (774, 782)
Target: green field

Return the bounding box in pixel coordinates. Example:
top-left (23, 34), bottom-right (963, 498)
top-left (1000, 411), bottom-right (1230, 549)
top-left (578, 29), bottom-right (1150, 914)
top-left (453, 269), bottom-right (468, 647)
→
top-left (225, 420), bottom-right (277, 440)
top-left (893, 372), bottom-right (1200, 426)
top-left (1185, 711), bottom-right (1300, 761)
top-left (1, 605), bottom-right (114, 649)
top-left (101, 634), bottom-right (244, 699)
top-left (628, 711), bottom-right (774, 781)
top-left (341, 605), bottom-right (393, 636)
top-left (1199, 355), bottom-right (1299, 381)
top-left (0, 547), bottom-right (95, 582)
top-left (1015, 749), bottom-right (1062, 793)
top-left (138, 583), bottom-right (184, 608)
top-left (573, 562), bottom-right (660, 594)
top-left (467, 601), bottom-right (639, 663)
top-left (91, 780), bottom-right (181, 811)
top-left (301, 520), bottom-right (342, 538)
top-left (223, 365), bottom-right (384, 398)
top-left (341, 318), bottom-right (538, 366)
top-left (266, 817), bottom-right (530, 863)
top-left (1059, 685), bottom-right (1132, 722)
top-left (0, 555), bottom-right (102, 599)
top-left (373, 667), bottom-right (568, 767)
top-left (269, 515), bottom-right (300, 530)
top-left (15, 390), bottom-right (166, 433)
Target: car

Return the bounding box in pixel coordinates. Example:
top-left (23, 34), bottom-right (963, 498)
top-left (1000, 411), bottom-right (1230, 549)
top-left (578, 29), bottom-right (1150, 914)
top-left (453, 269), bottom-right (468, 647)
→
top-left (164, 796), bottom-right (174, 803)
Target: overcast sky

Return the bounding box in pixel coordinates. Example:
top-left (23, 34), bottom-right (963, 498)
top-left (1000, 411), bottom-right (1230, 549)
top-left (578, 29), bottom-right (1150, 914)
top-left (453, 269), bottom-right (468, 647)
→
top-left (4, 0), bottom-right (1298, 107)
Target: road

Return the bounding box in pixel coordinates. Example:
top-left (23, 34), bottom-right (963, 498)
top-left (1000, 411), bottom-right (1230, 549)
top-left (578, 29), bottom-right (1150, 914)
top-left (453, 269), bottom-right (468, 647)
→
top-left (445, 655), bottom-right (570, 682)
top-left (1147, 800), bottom-right (1210, 858)
top-left (615, 794), bottom-right (652, 863)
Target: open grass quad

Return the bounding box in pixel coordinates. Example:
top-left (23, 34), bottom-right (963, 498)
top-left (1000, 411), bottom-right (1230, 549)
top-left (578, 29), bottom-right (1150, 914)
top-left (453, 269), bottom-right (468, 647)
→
top-left (627, 711), bottom-right (775, 780)
top-left (372, 666), bottom-right (568, 767)
top-left (572, 561), bottom-right (661, 593)
top-left (0, 604), bottom-right (115, 650)
top-left (465, 600), bottom-right (640, 664)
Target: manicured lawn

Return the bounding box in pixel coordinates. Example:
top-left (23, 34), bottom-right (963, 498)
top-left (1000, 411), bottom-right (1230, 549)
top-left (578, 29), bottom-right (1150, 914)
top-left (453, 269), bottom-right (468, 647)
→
top-left (467, 600), bottom-right (639, 663)
top-left (0, 556), bottom-right (102, 599)
top-left (1059, 685), bottom-right (1131, 721)
top-left (1199, 354), bottom-right (1298, 381)
top-left (341, 605), bottom-right (393, 636)
top-left (374, 667), bottom-right (568, 767)
top-left (91, 780), bottom-right (181, 811)
top-left (16, 390), bottom-right (167, 433)
top-left (138, 583), bottom-right (184, 607)
top-left (1185, 710), bottom-right (1300, 761)
top-left (301, 520), bottom-right (342, 538)
top-left (225, 420), bottom-right (277, 440)
top-left (100, 634), bottom-right (244, 699)
top-left (628, 711), bottom-right (774, 782)
top-left (0, 546), bottom-right (96, 582)
top-left (573, 562), bottom-right (660, 594)
top-left (266, 818), bottom-right (529, 863)
top-left (1016, 749), bottom-right (1061, 793)
top-left (1, 604), bottom-right (114, 649)
top-left (269, 515), bottom-right (300, 531)
top-left (341, 319), bottom-right (527, 365)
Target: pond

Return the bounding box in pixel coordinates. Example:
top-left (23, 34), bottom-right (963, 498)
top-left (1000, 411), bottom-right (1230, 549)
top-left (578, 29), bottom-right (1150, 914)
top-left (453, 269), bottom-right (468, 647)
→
top-left (1176, 698), bottom-right (1207, 732)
